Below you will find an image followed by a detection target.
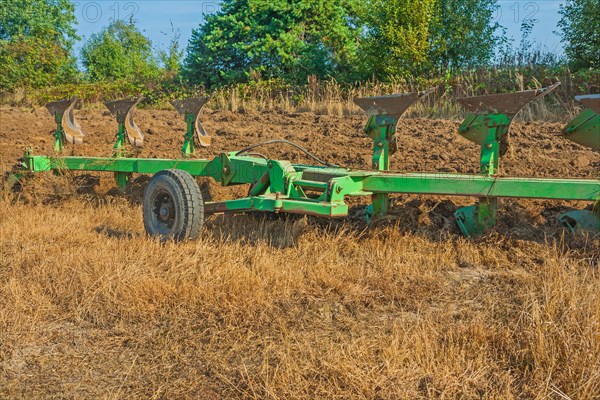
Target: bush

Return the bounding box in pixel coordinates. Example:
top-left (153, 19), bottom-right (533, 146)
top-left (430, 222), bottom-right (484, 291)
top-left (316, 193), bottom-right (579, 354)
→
top-left (81, 20), bottom-right (161, 82)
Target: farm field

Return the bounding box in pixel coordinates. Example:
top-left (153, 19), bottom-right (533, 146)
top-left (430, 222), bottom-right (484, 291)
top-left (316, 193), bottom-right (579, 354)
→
top-left (1, 106), bottom-right (599, 398)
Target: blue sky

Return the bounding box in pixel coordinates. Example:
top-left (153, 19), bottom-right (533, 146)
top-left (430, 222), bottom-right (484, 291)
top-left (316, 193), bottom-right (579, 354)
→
top-left (71, 1), bottom-right (565, 58)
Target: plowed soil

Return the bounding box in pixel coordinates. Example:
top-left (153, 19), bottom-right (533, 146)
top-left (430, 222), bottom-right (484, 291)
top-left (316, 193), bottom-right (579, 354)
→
top-left (2, 106), bottom-right (597, 176)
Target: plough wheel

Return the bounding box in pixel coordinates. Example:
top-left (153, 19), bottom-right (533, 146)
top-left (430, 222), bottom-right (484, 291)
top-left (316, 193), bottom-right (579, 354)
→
top-left (143, 169), bottom-right (204, 242)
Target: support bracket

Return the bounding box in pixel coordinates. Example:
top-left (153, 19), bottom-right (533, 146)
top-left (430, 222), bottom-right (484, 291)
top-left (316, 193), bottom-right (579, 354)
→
top-left (354, 91), bottom-right (429, 223)
top-left (455, 83), bottom-right (560, 236)
top-left (171, 97), bottom-right (211, 157)
top-left (105, 97), bottom-right (143, 187)
top-left (46, 97), bottom-right (86, 153)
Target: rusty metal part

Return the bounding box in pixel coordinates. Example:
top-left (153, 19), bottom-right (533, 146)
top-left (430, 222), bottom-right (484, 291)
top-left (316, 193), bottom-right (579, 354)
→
top-left (46, 97), bottom-right (86, 145)
top-left (354, 93), bottom-right (420, 118)
top-left (575, 94), bottom-right (600, 114)
top-left (456, 82), bottom-right (561, 117)
top-left (104, 97), bottom-right (144, 147)
top-left (171, 97), bottom-right (211, 147)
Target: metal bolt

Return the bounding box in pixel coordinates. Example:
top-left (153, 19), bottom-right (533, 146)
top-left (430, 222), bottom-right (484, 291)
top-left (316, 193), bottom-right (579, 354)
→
top-left (485, 143), bottom-right (493, 149)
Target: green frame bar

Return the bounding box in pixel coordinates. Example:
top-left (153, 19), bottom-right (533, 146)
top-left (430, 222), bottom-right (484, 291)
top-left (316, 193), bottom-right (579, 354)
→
top-left (205, 196), bottom-right (348, 217)
top-left (22, 154), bottom-right (599, 202)
top-left (360, 173), bottom-right (598, 200)
top-left (24, 154), bottom-right (269, 186)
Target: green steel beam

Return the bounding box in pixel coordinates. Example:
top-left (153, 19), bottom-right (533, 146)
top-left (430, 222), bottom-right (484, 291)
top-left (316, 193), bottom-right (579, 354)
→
top-left (22, 153), bottom-right (269, 186)
top-left (204, 196), bottom-right (348, 217)
top-left (360, 173), bottom-right (598, 201)
top-left (21, 154), bottom-right (599, 202)
top-left (562, 108), bottom-right (600, 150)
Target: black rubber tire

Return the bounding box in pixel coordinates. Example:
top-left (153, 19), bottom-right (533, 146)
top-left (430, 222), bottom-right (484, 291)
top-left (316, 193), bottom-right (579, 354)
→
top-left (143, 169), bottom-right (204, 242)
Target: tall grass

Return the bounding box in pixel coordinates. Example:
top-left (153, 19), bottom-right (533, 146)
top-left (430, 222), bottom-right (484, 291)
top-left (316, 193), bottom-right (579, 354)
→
top-left (2, 67), bottom-right (598, 121)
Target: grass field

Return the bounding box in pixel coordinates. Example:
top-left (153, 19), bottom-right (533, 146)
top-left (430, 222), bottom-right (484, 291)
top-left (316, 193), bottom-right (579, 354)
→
top-left (1, 106), bottom-right (599, 399)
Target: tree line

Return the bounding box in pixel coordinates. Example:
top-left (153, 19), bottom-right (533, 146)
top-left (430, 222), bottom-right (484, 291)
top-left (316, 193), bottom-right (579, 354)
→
top-left (0, 0), bottom-right (598, 92)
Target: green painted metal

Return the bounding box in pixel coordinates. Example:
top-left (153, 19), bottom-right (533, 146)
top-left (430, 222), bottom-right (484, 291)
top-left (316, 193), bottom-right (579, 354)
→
top-left (53, 113), bottom-right (66, 153)
top-left (455, 198), bottom-right (497, 237)
top-left (171, 97), bottom-right (210, 157)
top-left (21, 153), bottom-right (269, 185)
top-left (103, 98), bottom-right (145, 188)
top-left (46, 97), bottom-right (86, 153)
top-left (181, 113), bottom-right (197, 157)
top-left (112, 120), bottom-right (131, 188)
top-left (171, 97), bottom-right (211, 157)
top-left (204, 196), bottom-right (348, 217)
top-left (364, 114), bottom-right (397, 171)
top-left (452, 83), bottom-right (564, 236)
top-left (354, 92), bottom-right (428, 225)
top-left (8, 89), bottom-right (600, 238)
top-left (113, 120), bottom-right (127, 156)
top-left (455, 111), bottom-right (512, 235)
top-left (455, 113), bottom-right (509, 235)
top-left (19, 153), bottom-right (600, 202)
top-left (559, 210), bottom-right (600, 234)
top-left (362, 112), bottom-right (394, 222)
top-left (562, 108), bottom-right (600, 150)
top-left (359, 173), bottom-right (598, 200)
top-left (458, 113), bottom-right (510, 175)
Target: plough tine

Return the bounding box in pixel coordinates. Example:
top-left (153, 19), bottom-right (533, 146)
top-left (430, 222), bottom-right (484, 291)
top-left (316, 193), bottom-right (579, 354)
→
top-left (45, 97), bottom-right (86, 147)
top-left (457, 82), bottom-right (561, 159)
top-left (353, 91), bottom-right (434, 170)
top-left (104, 97), bottom-right (144, 147)
top-left (171, 97), bottom-right (211, 151)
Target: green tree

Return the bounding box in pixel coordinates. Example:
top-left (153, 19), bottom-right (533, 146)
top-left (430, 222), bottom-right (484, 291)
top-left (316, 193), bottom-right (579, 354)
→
top-left (0, 0), bottom-right (78, 90)
top-left (428, 0), bottom-right (499, 72)
top-left (358, 0), bottom-right (499, 78)
top-left (0, 35), bottom-right (77, 89)
top-left (0, 0), bottom-right (78, 46)
top-left (360, 0), bottom-right (437, 78)
top-left (81, 20), bottom-right (160, 81)
top-left (183, 0), bottom-right (361, 86)
top-left (558, 0), bottom-right (600, 69)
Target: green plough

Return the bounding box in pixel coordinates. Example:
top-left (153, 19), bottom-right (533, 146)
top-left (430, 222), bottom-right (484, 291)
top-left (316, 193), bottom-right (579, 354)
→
top-left (6, 85), bottom-right (600, 241)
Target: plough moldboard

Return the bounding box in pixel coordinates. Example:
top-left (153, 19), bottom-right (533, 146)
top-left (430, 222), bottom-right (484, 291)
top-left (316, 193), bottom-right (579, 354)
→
top-left (7, 84), bottom-right (600, 241)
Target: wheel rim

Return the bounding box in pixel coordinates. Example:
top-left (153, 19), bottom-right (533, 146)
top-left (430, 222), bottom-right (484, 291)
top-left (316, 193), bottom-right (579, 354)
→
top-left (151, 189), bottom-right (176, 234)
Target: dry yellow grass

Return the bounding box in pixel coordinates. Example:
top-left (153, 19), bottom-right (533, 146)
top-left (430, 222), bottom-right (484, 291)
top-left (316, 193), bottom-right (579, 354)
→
top-left (1, 190), bottom-right (598, 399)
